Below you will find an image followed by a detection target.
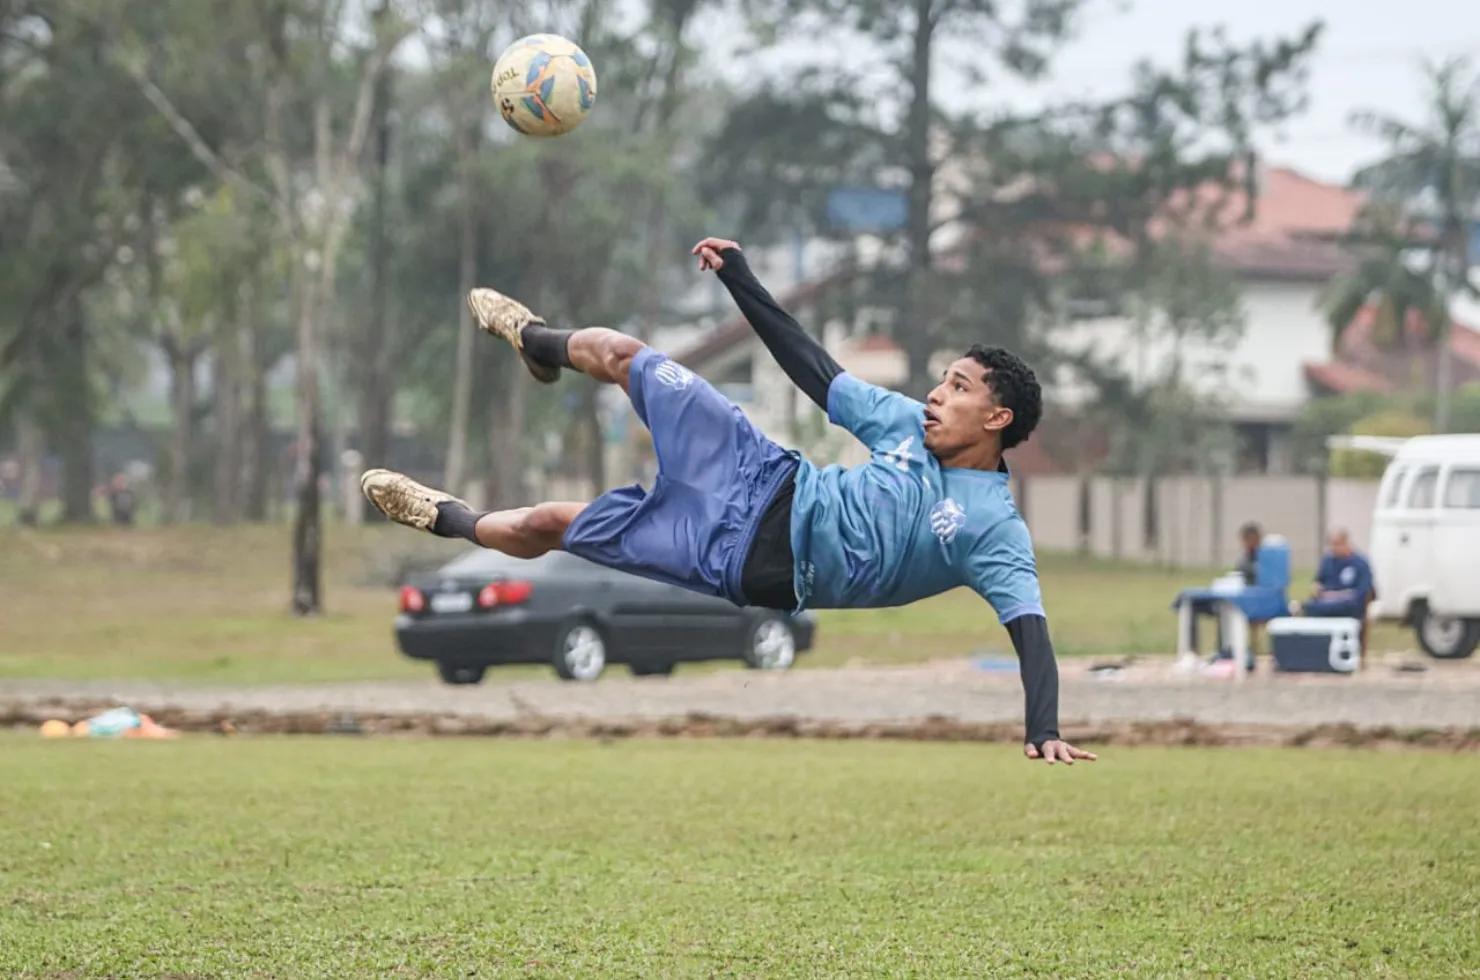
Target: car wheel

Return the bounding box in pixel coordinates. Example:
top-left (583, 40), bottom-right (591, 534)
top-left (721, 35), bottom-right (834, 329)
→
top-left (553, 620), bottom-right (607, 681)
top-left (1414, 611), bottom-right (1480, 660)
top-left (744, 615), bottom-right (796, 671)
top-left (629, 662), bottom-right (675, 677)
top-left (437, 662), bottom-right (486, 685)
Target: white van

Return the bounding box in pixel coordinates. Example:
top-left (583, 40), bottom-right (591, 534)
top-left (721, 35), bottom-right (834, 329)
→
top-left (1340, 434), bottom-right (1480, 659)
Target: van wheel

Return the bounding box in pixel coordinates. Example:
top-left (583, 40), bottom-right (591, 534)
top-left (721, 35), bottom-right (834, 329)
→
top-left (1414, 611), bottom-right (1480, 660)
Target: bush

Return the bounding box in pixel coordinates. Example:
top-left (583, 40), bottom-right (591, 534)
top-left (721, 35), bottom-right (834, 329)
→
top-left (1290, 392), bottom-right (1402, 474)
top-left (1329, 410), bottom-right (1432, 478)
top-left (1414, 382), bottom-right (1480, 434)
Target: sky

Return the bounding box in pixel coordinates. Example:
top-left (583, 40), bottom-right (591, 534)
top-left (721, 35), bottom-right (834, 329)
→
top-left (698, 0), bottom-right (1476, 186)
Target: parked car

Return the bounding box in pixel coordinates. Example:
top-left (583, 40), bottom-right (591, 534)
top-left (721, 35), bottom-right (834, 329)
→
top-left (394, 547), bottom-right (817, 683)
top-left (1336, 433), bottom-right (1480, 659)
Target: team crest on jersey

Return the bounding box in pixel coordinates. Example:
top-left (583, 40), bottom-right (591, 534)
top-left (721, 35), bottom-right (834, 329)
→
top-left (930, 498), bottom-right (966, 544)
top-left (654, 360), bottom-right (694, 390)
top-left (880, 436), bottom-right (915, 471)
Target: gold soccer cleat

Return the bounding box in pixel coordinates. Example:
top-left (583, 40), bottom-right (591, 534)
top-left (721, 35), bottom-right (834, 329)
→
top-left (359, 468), bottom-right (469, 533)
top-left (467, 287), bottom-right (561, 384)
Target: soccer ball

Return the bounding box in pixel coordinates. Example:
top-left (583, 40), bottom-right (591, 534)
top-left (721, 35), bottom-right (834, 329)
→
top-left (490, 33), bottom-right (598, 138)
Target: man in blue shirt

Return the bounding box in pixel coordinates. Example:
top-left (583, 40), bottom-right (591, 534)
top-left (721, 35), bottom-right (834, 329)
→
top-left (360, 237), bottom-right (1094, 766)
top-left (1292, 529), bottom-right (1374, 619)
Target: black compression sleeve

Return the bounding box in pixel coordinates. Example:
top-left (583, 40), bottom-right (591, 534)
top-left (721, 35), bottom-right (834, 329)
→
top-left (1005, 614), bottom-right (1061, 748)
top-left (713, 247), bottom-right (842, 411)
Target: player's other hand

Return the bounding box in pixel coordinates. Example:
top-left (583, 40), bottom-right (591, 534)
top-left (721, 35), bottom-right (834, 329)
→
top-left (692, 237), bottom-right (740, 271)
top-left (1025, 740), bottom-right (1098, 765)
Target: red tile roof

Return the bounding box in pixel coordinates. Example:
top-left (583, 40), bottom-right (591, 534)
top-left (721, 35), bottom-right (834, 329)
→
top-left (1336, 303), bottom-right (1480, 369)
top-left (1307, 301), bottom-right (1480, 395)
top-left (1095, 165), bottom-right (1366, 281)
top-left (1302, 361), bottom-right (1395, 395)
top-left (1183, 166), bottom-right (1363, 280)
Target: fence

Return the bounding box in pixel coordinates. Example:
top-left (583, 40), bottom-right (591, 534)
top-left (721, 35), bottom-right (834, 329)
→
top-left (1012, 475), bottom-right (1381, 570)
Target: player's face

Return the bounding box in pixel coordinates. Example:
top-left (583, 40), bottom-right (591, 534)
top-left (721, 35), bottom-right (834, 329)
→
top-left (922, 358), bottom-right (1013, 456)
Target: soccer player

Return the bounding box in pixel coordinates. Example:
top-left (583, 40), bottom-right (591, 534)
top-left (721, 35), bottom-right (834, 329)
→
top-left (362, 237), bottom-right (1095, 765)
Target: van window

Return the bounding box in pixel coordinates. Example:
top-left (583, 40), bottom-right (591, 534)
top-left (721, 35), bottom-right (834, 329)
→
top-left (1380, 465), bottom-right (1407, 508)
top-left (1443, 469), bottom-right (1480, 509)
top-left (1408, 467), bottom-right (1439, 509)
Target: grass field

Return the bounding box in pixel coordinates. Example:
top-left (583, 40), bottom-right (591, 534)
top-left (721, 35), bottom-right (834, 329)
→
top-left (0, 521), bottom-right (1415, 684)
top-left (2, 736), bottom-right (1476, 978)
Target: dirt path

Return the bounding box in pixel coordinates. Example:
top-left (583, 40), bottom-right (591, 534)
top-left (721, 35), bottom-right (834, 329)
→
top-left (5, 656), bottom-right (1478, 748)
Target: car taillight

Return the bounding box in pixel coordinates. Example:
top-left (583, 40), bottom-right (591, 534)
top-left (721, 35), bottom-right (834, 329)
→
top-left (400, 586), bottom-right (426, 613)
top-left (477, 580), bottom-right (532, 608)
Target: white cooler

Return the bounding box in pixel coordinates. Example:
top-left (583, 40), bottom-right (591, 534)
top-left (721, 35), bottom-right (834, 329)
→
top-left (1267, 617), bottom-right (1362, 674)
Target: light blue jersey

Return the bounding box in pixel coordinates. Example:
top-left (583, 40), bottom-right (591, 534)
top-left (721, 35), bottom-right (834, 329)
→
top-left (788, 373), bottom-right (1045, 622)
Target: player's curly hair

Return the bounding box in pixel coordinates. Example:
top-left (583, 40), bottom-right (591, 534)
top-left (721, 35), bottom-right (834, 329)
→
top-left (965, 345), bottom-right (1042, 450)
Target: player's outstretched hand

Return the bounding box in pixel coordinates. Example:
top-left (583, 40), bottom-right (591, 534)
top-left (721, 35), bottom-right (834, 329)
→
top-left (1025, 740), bottom-right (1098, 765)
top-left (692, 237), bottom-right (740, 271)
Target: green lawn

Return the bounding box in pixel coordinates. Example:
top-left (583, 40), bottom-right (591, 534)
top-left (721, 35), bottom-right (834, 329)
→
top-left (1, 737), bottom-right (1475, 978)
top-left (0, 521), bottom-right (1415, 683)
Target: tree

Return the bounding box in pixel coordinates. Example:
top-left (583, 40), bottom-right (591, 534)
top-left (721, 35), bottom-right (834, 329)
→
top-left (0, 0), bottom-right (177, 523)
top-left (707, 0), bottom-right (1086, 395)
top-left (1320, 206), bottom-right (1449, 380)
top-left (123, 0), bottom-right (411, 612)
top-left (1338, 56), bottom-right (1480, 432)
top-left (1058, 238), bottom-right (1247, 478)
top-left (927, 24), bottom-right (1319, 475)
top-left (404, 0), bottom-right (507, 499)
top-left (387, 0), bottom-right (715, 501)
top-left (705, 6), bottom-right (1322, 398)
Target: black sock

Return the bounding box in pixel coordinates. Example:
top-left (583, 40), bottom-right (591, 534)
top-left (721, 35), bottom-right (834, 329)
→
top-left (431, 501), bottom-right (485, 543)
top-left (521, 324), bottom-right (576, 369)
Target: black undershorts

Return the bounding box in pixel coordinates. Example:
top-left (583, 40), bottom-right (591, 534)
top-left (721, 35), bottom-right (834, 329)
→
top-left (739, 467), bottom-right (797, 610)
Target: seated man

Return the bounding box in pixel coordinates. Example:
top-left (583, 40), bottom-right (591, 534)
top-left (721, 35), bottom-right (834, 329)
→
top-left (1188, 521), bottom-right (1263, 659)
top-left (1291, 529), bottom-right (1374, 619)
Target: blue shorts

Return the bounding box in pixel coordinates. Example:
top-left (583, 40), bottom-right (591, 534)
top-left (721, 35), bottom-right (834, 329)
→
top-left (561, 348), bottom-right (799, 604)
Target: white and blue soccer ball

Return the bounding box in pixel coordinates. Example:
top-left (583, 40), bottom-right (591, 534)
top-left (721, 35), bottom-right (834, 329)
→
top-left (490, 33), bottom-right (598, 138)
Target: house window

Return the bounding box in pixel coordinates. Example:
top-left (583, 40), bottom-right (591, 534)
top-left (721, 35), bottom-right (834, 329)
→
top-left (1235, 423), bottom-right (1271, 474)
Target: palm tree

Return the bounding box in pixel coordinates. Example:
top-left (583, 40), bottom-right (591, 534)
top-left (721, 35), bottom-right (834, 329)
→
top-left (1338, 56), bottom-right (1480, 431)
top-left (1321, 208), bottom-right (1448, 361)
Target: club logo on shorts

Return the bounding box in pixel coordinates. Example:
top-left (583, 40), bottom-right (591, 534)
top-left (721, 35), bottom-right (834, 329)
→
top-left (655, 360), bottom-right (694, 390)
top-left (930, 498), bottom-right (966, 544)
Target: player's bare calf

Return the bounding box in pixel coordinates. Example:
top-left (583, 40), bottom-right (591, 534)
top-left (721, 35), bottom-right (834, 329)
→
top-left (360, 469), bottom-right (584, 560)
